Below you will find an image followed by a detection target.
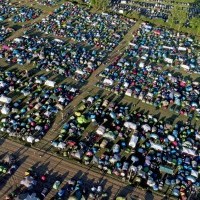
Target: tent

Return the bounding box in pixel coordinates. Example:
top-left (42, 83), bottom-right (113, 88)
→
top-left (96, 126), bottom-right (105, 135)
top-left (180, 64), bottom-right (190, 71)
top-left (44, 80), bottom-right (56, 87)
top-left (77, 115), bottom-right (88, 124)
top-left (129, 135), bottom-right (139, 148)
top-left (1, 106), bottom-right (9, 114)
top-left (142, 124), bottom-right (151, 132)
top-left (26, 136), bottom-right (35, 143)
top-left (150, 142), bottom-right (163, 151)
top-left (124, 122), bottom-right (137, 130)
top-left (103, 78), bottom-right (114, 86)
top-left (159, 165), bottom-right (174, 175)
top-left (182, 147), bottom-right (197, 156)
top-left (125, 89), bottom-right (132, 97)
top-left (164, 58), bottom-right (173, 64)
top-left (0, 96), bottom-right (12, 104)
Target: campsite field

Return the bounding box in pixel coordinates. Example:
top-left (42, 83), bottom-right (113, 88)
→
top-left (0, 0), bottom-right (200, 200)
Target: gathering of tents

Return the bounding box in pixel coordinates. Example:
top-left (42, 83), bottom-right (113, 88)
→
top-left (0, 0), bottom-right (199, 200)
top-left (97, 23), bottom-right (200, 116)
top-left (51, 96), bottom-right (200, 198)
top-left (0, 69), bottom-right (79, 143)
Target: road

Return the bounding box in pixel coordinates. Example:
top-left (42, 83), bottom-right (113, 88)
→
top-left (0, 139), bottom-right (164, 200)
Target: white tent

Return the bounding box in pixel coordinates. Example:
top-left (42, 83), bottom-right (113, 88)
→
top-left (0, 96), bottom-right (12, 104)
top-left (45, 80), bottom-right (56, 87)
top-left (178, 47), bottom-right (187, 51)
top-left (180, 64), bottom-right (190, 71)
top-left (75, 69), bottom-right (85, 75)
top-left (54, 38), bottom-right (63, 43)
top-left (26, 136), bottom-right (35, 143)
top-left (58, 142), bottom-right (66, 149)
top-left (129, 135), bottom-right (139, 148)
top-left (142, 124), bottom-right (151, 132)
top-left (103, 78), bottom-right (114, 86)
top-left (182, 147), bottom-right (197, 156)
top-left (124, 122), bottom-right (137, 130)
top-left (163, 46), bottom-right (174, 50)
top-left (96, 126), bottom-right (105, 135)
top-left (121, 0), bottom-right (127, 4)
top-left (13, 38), bottom-right (23, 43)
top-left (150, 142), bottom-right (163, 151)
top-left (164, 58), bottom-right (173, 64)
top-left (87, 96), bottom-right (94, 104)
top-left (125, 89), bottom-right (132, 97)
top-left (1, 106), bottom-right (10, 114)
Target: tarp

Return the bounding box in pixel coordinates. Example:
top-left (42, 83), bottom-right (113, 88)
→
top-left (129, 135), bottom-right (138, 148)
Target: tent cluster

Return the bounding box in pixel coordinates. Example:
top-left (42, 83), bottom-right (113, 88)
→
top-left (0, 26), bottom-right (14, 43)
top-left (0, 69), bottom-right (79, 143)
top-left (98, 64), bottom-right (199, 115)
top-left (0, 35), bottom-right (104, 81)
top-left (34, 2), bottom-right (135, 51)
top-left (0, 1), bottom-right (17, 21)
top-left (97, 23), bottom-right (200, 114)
top-left (111, 0), bottom-right (171, 21)
top-left (188, 4), bottom-right (200, 19)
top-left (12, 6), bottom-right (42, 23)
top-left (51, 96), bottom-right (200, 199)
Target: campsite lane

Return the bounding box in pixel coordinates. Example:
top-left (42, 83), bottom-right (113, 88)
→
top-left (0, 138), bottom-right (164, 200)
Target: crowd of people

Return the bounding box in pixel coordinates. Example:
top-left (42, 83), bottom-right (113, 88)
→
top-left (0, 69), bottom-right (79, 143)
top-left (51, 95), bottom-right (200, 199)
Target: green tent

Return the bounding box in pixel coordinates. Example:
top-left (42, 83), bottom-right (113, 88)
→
top-left (159, 165), bottom-right (174, 175)
top-left (77, 115), bottom-right (88, 124)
